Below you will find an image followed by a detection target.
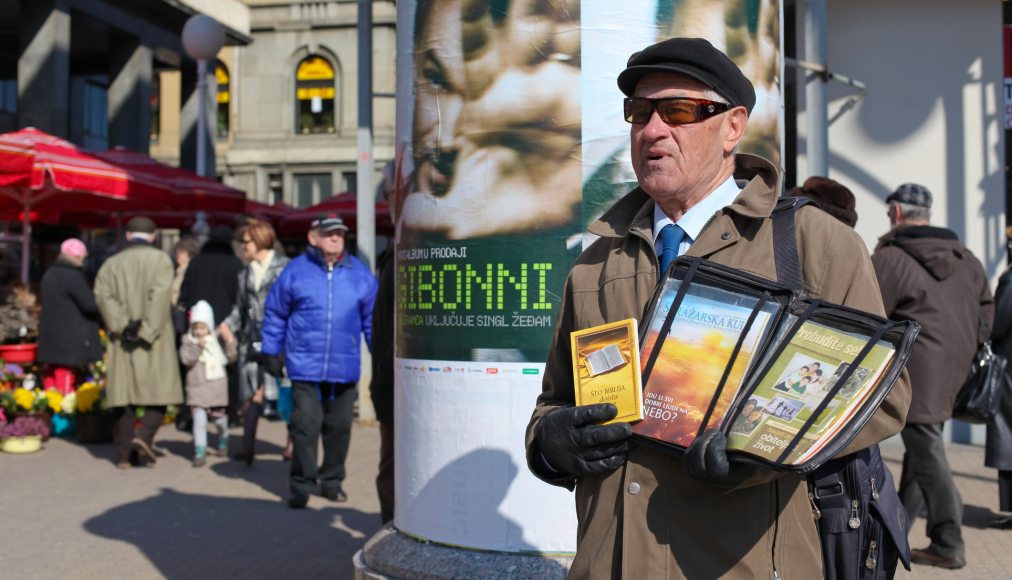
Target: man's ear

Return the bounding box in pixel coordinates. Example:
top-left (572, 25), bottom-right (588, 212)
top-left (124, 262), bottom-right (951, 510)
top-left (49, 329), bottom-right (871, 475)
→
top-left (723, 107), bottom-right (749, 155)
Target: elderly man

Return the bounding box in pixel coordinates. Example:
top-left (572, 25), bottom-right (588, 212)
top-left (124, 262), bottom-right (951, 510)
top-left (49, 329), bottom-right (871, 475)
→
top-left (94, 216), bottom-right (182, 469)
top-left (525, 38), bottom-right (910, 578)
top-left (261, 215), bottom-right (377, 509)
top-left (873, 183), bottom-right (993, 569)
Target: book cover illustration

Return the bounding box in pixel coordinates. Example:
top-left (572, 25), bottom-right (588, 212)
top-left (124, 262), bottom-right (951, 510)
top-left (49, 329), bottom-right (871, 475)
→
top-left (571, 318), bottom-right (643, 424)
top-left (585, 343), bottom-right (627, 376)
top-left (725, 320), bottom-right (895, 465)
top-left (633, 280), bottom-right (776, 447)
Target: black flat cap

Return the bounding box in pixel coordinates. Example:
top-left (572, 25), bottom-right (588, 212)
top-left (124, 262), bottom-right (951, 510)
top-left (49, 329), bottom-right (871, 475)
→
top-left (125, 216), bottom-right (157, 233)
top-left (617, 37), bottom-right (756, 114)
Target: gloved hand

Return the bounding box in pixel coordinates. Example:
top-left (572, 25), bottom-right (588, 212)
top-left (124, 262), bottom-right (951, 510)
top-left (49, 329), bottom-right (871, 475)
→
top-left (261, 354), bottom-right (284, 377)
top-left (685, 429), bottom-right (757, 488)
top-left (120, 320), bottom-right (149, 349)
top-left (536, 403), bottom-right (633, 479)
top-left (121, 319), bottom-right (141, 342)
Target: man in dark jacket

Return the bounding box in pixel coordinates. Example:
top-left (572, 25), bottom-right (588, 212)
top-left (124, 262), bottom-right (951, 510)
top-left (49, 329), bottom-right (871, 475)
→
top-left (261, 215), bottom-right (378, 508)
top-left (872, 183), bottom-right (994, 569)
top-left (370, 246), bottom-right (395, 524)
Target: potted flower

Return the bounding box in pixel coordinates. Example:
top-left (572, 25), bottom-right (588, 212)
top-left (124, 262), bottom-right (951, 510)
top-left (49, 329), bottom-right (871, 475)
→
top-left (0, 365), bottom-right (51, 439)
top-left (75, 378), bottom-right (113, 443)
top-left (0, 285), bottom-right (40, 363)
top-left (0, 414), bottom-right (50, 453)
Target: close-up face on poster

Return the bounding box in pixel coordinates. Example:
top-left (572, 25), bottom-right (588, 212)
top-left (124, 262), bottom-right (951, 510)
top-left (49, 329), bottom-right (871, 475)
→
top-left (394, 0), bottom-right (781, 364)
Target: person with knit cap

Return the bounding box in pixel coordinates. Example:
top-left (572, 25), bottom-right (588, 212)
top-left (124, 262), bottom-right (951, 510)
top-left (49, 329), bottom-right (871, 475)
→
top-left (38, 238), bottom-right (103, 394)
top-left (179, 299), bottom-right (238, 467)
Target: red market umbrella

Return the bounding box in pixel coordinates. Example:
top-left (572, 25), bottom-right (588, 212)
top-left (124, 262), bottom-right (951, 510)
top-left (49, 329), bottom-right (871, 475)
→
top-left (278, 192), bottom-right (393, 237)
top-left (96, 147), bottom-right (246, 213)
top-left (62, 200), bottom-right (293, 231)
top-left (0, 127), bottom-right (178, 283)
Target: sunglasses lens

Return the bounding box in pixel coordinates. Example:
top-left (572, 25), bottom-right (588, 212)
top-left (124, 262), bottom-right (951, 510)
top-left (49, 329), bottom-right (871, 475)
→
top-left (657, 99), bottom-right (699, 124)
top-left (624, 99), bottom-right (653, 123)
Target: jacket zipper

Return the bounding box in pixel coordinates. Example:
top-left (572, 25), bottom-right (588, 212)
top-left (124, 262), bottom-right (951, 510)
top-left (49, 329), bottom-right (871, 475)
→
top-left (772, 479), bottom-right (781, 580)
top-left (322, 264), bottom-right (334, 382)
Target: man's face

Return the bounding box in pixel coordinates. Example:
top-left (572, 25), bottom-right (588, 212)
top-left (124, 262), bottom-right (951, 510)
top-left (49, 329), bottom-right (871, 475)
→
top-left (413, 0), bottom-right (465, 197)
top-left (308, 228), bottom-right (346, 257)
top-left (630, 73), bottom-right (746, 202)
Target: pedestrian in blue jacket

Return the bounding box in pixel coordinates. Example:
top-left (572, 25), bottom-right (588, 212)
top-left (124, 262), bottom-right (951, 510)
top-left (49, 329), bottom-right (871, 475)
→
top-left (260, 215), bottom-right (378, 508)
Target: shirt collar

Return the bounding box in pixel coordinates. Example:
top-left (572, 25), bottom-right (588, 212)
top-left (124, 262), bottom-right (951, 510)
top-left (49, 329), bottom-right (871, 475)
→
top-left (652, 175), bottom-right (741, 246)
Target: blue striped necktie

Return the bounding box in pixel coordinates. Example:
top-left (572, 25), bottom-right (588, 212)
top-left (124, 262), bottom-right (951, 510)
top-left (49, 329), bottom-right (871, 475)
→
top-left (658, 224), bottom-right (686, 276)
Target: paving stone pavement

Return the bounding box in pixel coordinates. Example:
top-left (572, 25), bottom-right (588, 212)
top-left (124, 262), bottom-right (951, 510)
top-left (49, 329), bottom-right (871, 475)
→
top-left (3, 422), bottom-right (1011, 579)
top-left (0, 418), bottom-right (382, 580)
top-left (882, 436), bottom-right (1012, 579)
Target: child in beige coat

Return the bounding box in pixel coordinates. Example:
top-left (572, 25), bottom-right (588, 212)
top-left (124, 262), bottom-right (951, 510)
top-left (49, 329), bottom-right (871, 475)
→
top-left (179, 300), bottom-right (238, 466)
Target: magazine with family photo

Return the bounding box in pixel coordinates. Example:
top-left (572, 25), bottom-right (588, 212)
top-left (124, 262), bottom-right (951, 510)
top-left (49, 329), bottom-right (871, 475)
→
top-left (724, 318), bottom-right (897, 466)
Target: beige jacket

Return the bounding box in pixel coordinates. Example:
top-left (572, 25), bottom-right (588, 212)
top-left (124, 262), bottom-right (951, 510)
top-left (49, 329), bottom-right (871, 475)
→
top-left (95, 243), bottom-right (183, 407)
top-left (526, 154), bottom-right (910, 579)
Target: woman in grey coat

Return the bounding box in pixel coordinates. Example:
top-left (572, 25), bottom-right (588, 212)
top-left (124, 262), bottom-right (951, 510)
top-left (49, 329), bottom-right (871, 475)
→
top-left (221, 220), bottom-right (290, 464)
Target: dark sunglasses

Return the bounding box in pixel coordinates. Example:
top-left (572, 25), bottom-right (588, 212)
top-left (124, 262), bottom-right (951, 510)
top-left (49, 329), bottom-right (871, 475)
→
top-left (624, 97), bottom-right (731, 125)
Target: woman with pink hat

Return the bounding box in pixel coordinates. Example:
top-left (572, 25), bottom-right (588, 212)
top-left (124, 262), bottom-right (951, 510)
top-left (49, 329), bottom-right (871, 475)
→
top-left (37, 238), bottom-right (103, 394)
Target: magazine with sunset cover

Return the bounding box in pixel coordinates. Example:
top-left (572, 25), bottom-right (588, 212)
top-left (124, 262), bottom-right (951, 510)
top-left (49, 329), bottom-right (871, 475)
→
top-left (633, 257), bottom-right (920, 472)
top-left (633, 258), bottom-right (797, 448)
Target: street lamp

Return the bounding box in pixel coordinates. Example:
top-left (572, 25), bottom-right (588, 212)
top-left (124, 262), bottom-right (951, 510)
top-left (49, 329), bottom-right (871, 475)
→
top-left (182, 15), bottom-right (225, 178)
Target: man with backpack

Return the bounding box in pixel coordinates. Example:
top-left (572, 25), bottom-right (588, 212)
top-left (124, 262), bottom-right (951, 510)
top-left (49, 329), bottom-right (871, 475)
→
top-left (525, 38), bottom-right (911, 578)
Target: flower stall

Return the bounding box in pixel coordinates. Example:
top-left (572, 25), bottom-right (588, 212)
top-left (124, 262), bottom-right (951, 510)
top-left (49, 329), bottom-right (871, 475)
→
top-left (0, 361), bottom-right (111, 452)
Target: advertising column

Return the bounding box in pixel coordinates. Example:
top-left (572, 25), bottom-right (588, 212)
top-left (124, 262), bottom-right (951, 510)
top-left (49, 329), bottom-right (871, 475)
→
top-left (358, 1), bottom-right (782, 576)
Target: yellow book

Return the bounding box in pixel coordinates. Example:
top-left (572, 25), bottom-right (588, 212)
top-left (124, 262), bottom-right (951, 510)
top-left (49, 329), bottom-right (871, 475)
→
top-left (571, 318), bottom-right (643, 424)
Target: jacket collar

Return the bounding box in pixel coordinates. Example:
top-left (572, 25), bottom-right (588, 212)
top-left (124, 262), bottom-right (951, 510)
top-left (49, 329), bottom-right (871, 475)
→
top-left (588, 153), bottom-right (780, 243)
top-left (305, 245), bottom-right (347, 270)
top-left (53, 258), bottom-right (83, 270)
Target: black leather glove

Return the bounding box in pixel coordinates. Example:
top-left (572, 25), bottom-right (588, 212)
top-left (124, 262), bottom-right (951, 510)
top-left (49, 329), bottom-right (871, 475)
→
top-left (261, 355), bottom-right (284, 377)
top-left (685, 429), bottom-right (757, 488)
top-left (120, 320), bottom-right (149, 349)
top-left (121, 319), bottom-right (141, 342)
top-left (536, 403), bottom-right (633, 479)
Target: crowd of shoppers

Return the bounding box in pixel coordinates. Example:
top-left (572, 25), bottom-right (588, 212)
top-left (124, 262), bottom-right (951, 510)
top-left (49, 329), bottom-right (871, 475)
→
top-left (33, 214), bottom-right (379, 510)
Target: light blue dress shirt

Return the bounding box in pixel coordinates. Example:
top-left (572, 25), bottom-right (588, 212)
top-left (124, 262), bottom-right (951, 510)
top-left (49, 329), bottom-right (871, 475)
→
top-left (652, 176), bottom-right (742, 256)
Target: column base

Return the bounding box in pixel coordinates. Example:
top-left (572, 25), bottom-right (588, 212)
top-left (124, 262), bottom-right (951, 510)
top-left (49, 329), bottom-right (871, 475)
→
top-left (354, 525), bottom-right (573, 579)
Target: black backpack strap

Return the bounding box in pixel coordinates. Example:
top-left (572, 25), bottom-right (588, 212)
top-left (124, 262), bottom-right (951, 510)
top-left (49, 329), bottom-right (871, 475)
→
top-left (771, 196), bottom-right (814, 293)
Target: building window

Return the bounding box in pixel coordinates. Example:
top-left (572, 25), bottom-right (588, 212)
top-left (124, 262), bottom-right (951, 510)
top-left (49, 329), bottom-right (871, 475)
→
top-left (294, 173), bottom-right (332, 208)
top-left (83, 81), bottom-right (108, 150)
top-left (343, 171), bottom-right (357, 193)
top-left (295, 55), bottom-right (335, 134)
top-left (216, 62), bottom-right (230, 139)
top-left (268, 173), bottom-right (283, 205)
top-left (150, 73), bottom-right (160, 142)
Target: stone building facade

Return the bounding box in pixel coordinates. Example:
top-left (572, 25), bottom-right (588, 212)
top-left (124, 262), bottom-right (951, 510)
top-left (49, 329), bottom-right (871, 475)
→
top-left (152, 0), bottom-right (397, 208)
